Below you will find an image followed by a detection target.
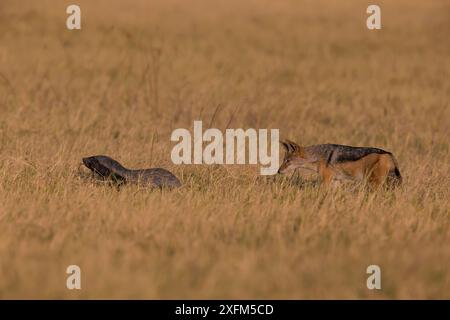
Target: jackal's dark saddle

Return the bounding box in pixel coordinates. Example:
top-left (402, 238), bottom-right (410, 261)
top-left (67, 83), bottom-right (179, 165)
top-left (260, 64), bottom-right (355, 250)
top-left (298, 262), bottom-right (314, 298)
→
top-left (316, 144), bottom-right (390, 163)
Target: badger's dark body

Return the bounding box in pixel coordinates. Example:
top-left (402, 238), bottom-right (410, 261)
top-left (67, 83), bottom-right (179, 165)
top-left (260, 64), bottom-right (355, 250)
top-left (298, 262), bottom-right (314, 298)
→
top-left (82, 155), bottom-right (181, 189)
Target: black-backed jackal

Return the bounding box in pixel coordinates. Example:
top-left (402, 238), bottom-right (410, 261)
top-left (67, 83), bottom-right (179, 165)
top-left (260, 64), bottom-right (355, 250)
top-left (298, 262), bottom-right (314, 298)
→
top-left (278, 140), bottom-right (402, 187)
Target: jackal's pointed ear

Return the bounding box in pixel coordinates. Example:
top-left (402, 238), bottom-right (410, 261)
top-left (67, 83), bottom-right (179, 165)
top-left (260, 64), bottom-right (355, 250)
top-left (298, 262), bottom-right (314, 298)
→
top-left (280, 139), bottom-right (300, 153)
top-left (280, 140), bottom-right (290, 152)
top-left (280, 140), bottom-right (295, 153)
top-left (284, 139), bottom-right (300, 153)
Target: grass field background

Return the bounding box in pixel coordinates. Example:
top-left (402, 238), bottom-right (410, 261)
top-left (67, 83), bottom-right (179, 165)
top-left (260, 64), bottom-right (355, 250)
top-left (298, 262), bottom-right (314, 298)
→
top-left (0, 0), bottom-right (449, 298)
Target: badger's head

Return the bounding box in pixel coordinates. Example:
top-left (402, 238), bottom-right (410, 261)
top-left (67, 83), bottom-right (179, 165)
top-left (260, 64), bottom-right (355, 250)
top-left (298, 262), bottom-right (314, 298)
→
top-left (82, 156), bottom-right (112, 178)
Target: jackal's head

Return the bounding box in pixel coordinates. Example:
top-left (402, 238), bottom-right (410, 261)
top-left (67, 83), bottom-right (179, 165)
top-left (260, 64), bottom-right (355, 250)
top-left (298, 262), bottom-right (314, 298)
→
top-left (278, 140), bottom-right (307, 174)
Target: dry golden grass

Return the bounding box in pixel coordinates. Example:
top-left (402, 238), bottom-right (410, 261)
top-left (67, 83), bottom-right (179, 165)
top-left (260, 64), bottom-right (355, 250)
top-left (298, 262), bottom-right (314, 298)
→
top-left (0, 0), bottom-right (449, 299)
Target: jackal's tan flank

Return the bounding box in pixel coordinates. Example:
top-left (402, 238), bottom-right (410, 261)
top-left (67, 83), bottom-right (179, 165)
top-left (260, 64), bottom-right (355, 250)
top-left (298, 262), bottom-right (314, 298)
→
top-left (278, 140), bottom-right (402, 187)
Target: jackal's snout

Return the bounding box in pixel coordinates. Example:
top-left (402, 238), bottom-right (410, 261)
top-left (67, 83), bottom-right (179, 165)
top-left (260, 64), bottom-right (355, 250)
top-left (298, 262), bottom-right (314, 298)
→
top-left (277, 160), bottom-right (291, 174)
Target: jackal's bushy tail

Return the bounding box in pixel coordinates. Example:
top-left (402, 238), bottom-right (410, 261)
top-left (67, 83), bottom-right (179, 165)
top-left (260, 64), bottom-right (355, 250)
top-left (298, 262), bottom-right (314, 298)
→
top-left (388, 154), bottom-right (402, 186)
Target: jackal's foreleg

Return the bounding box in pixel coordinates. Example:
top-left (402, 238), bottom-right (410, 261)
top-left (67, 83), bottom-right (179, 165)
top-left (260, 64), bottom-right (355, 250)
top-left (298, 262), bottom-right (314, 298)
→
top-left (318, 160), bottom-right (334, 186)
